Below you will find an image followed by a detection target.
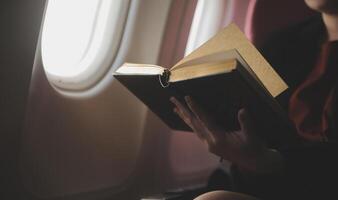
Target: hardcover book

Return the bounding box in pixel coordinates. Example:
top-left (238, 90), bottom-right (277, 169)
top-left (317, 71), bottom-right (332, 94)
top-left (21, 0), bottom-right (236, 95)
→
top-left (113, 24), bottom-right (294, 146)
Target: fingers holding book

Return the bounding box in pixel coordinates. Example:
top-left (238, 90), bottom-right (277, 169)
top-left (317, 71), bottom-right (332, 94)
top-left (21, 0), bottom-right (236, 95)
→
top-left (170, 96), bottom-right (214, 143)
top-left (170, 96), bottom-right (269, 172)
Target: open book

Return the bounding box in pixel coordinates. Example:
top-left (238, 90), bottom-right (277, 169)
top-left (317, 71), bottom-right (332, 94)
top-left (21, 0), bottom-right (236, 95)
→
top-left (113, 24), bottom-right (294, 146)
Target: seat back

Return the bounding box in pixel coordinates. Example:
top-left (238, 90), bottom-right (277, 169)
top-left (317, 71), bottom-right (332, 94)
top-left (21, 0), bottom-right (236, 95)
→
top-left (245, 0), bottom-right (316, 46)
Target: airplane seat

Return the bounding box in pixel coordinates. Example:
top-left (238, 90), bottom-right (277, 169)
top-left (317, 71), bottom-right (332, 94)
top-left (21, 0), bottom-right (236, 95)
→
top-left (245, 0), bottom-right (316, 47)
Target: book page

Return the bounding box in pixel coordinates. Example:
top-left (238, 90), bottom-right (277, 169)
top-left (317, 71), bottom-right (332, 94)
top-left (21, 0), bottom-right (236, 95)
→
top-left (169, 59), bottom-right (237, 82)
top-left (172, 23), bottom-right (288, 98)
top-left (171, 49), bottom-right (239, 69)
top-left (115, 63), bottom-right (164, 75)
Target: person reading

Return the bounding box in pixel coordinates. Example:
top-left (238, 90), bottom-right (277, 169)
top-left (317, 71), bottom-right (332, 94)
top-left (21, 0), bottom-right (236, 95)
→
top-left (170, 0), bottom-right (338, 199)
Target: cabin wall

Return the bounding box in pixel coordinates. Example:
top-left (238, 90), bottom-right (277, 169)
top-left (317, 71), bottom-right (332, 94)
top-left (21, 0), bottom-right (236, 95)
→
top-left (0, 0), bottom-right (45, 199)
top-left (21, 0), bottom-right (201, 199)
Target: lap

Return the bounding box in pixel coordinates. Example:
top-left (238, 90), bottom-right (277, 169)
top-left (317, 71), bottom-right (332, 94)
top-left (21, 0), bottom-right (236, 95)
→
top-left (194, 191), bottom-right (259, 200)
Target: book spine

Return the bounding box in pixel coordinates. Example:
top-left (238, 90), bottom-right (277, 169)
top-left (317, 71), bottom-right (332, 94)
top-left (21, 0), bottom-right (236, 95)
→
top-left (159, 69), bottom-right (171, 88)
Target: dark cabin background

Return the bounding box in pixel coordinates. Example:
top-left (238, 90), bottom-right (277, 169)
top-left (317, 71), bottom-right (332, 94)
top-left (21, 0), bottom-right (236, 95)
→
top-left (0, 0), bottom-right (45, 198)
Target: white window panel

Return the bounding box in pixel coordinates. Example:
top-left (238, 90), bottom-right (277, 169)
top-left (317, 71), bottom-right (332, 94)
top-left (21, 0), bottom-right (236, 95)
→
top-left (185, 0), bottom-right (233, 56)
top-left (42, 0), bottom-right (129, 91)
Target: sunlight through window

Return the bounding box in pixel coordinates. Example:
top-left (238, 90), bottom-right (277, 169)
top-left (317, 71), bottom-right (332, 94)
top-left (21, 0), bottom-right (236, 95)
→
top-left (185, 0), bottom-right (230, 56)
top-left (42, 0), bottom-right (101, 77)
top-left (41, 0), bottom-right (129, 91)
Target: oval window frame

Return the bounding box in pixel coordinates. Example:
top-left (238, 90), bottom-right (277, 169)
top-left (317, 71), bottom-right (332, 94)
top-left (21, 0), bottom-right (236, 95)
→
top-left (41, 0), bottom-right (130, 92)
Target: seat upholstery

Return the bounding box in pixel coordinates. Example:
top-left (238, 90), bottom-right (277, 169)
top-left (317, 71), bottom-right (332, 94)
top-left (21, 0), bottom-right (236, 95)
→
top-left (244, 0), bottom-right (316, 46)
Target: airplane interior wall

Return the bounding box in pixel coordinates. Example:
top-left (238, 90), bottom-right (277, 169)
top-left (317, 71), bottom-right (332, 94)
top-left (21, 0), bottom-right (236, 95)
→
top-left (0, 0), bottom-right (45, 199)
top-left (21, 0), bottom-right (169, 198)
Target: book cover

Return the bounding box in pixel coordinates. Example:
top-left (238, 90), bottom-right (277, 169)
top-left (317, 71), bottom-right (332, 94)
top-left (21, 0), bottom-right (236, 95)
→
top-left (113, 24), bottom-right (296, 147)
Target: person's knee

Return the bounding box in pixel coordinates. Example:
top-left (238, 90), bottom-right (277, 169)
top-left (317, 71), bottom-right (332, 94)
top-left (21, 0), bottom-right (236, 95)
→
top-left (194, 190), bottom-right (259, 200)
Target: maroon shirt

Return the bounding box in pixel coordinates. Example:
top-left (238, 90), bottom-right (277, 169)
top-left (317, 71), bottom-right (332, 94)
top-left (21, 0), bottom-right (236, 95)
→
top-left (289, 41), bottom-right (338, 141)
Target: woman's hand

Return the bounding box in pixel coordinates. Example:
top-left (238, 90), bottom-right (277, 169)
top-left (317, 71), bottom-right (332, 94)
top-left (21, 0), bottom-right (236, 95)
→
top-left (170, 96), bottom-right (283, 173)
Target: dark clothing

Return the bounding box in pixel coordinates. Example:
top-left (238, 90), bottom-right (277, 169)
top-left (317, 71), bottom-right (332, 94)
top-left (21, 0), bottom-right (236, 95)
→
top-left (289, 41), bottom-right (338, 141)
top-left (262, 14), bottom-right (338, 141)
top-left (232, 15), bottom-right (338, 200)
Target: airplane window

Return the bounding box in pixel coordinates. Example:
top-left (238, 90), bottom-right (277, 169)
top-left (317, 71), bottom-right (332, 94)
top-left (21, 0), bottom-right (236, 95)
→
top-left (42, 0), bottom-right (129, 91)
top-left (185, 0), bottom-right (232, 56)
